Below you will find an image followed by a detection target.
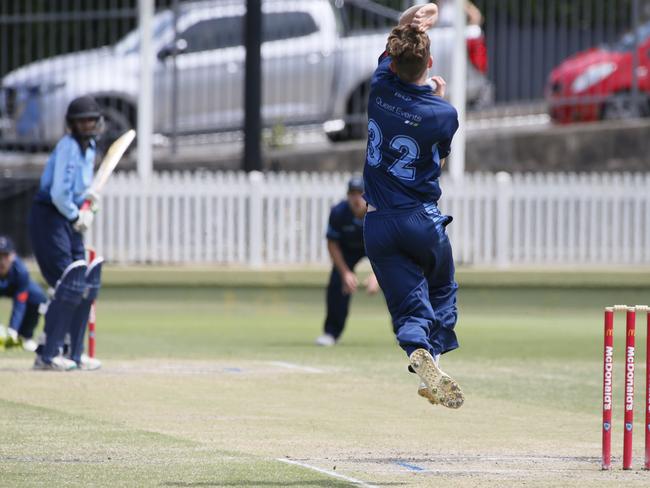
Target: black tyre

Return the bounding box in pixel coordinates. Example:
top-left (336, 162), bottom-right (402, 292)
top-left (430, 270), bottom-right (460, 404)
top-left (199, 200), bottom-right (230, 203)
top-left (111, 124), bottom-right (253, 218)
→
top-left (326, 82), bottom-right (369, 143)
top-left (96, 100), bottom-right (136, 154)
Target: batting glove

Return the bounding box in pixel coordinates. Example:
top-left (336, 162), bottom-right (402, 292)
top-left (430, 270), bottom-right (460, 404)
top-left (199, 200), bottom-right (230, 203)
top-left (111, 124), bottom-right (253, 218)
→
top-left (73, 208), bottom-right (95, 233)
top-left (84, 190), bottom-right (101, 213)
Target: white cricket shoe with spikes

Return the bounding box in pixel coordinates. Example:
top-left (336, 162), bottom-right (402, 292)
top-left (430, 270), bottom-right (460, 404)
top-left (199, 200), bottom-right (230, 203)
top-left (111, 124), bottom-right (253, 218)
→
top-left (418, 382), bottom-right (439, 405)
top-left (21, 338), bottom-right (38, 352)
top-left (33, 355), bottom-right (77, 371)
top-left (315, 334), bottom-right (336, 347)
top-left (78, 354), bottom-right (102, 371)
top-left (409, 349), bottom-right (464, 409)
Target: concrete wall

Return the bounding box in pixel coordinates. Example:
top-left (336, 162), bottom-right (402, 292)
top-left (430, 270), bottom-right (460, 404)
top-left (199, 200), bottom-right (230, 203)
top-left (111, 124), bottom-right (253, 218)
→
top-left (258, 120), bottom-right (650, 174)
top-left (1, 119), bottom-right (649, 178)
top-left (466, 119), bottom-right (650, 173)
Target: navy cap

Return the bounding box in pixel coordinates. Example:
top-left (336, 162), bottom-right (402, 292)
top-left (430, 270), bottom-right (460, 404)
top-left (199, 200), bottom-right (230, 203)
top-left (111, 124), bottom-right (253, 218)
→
top-left (348, 174), bottom-right (364, 193)
top-left (0, 235), bottom-right (14, 253)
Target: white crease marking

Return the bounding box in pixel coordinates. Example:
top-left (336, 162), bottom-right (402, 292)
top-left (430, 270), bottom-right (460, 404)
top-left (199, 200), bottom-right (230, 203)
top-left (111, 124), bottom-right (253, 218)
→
top-left (277, 458), bottom-right (379, 488)
top-left (268, 361), bottom-right (324, 373)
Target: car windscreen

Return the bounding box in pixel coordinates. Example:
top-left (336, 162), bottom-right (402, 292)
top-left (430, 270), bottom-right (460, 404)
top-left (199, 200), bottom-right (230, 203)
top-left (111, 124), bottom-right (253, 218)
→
top-left (264, 11), bottom-right (318, 41)
top-left (177, 11), bottom-right (318, 52)
top-left (611, 21), bottom-right (650, 51)
top-left (115, 11), bottom-right (173, 55)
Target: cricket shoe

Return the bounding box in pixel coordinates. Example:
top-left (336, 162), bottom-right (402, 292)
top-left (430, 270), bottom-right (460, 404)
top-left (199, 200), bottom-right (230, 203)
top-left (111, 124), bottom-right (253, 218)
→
top-left (21, 338), bottom-right (38, 352)
top-left (409, 349), bottom-right (464, 409)
top-left (33, 355), bottom-right (77, 371)
top-left (77, 354), bottom-right (102, 371)
top-left (417, 382), bottom-right (439, 405)
top-left (413, 354), bottom-right (443, 405)
top-left (315, 334), bottom-right (336, 347)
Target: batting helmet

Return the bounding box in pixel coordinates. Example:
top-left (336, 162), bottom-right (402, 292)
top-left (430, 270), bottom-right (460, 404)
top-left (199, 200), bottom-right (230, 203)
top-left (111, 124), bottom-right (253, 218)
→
top-left (66, 96), bottom-right (102, 122)
top-left (66, 96), bottom-right (103, 141)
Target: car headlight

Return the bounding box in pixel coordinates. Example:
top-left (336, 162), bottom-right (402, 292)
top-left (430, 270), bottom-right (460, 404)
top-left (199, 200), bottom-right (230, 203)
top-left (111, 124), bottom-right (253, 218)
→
top-left (571, 62), bottom-right (616, 93)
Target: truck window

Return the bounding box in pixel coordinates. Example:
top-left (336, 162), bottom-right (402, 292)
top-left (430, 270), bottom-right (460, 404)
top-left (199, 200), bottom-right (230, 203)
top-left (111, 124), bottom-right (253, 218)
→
top-left (179, 11), bottom-right (317, 54)
top-left (263, 12), bottom-right (318, 42)
top-left (182, 16), bottom-right (243, 53)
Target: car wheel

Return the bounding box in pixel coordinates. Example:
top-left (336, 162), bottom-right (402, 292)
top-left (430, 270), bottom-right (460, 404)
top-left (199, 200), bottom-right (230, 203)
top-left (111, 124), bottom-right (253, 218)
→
top-left (97, 104), bottom-right (135, 154)
top-left (602, 92), bottom-right (646, 120)
top-left (326, 83), bottom-right (369, 143)
top-left (468, 82), bottom-right (494, 110)
top-left (326, 128), bottom-right (347, 143)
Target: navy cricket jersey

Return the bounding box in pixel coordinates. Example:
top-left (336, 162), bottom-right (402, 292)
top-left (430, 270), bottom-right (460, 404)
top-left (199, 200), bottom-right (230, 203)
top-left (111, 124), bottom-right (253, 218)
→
top-left (363, 53), bottom-right (459, 210)
top-left (326, 201), bottom-right (365, 256)
top-left (0, 257), bottom-right (30, 330)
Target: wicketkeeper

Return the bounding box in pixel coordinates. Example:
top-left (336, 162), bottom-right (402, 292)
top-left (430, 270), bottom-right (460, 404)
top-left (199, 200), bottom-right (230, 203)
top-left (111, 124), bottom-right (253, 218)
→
top-left (28, 96), bottom-right (104, 371)
top-left (0, 235), bottom-right (47, 352)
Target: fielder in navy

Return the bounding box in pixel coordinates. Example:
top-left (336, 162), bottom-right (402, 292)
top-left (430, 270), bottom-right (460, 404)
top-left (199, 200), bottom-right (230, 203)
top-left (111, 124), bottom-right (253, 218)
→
top-left (316, 176), bottom-right (379, 347)
top-left (0, 236), bottom-right (47, 352)
top-left (363, 3), bottom-right (464, 408)
top-left (28, 96), bottom-right (104, 371)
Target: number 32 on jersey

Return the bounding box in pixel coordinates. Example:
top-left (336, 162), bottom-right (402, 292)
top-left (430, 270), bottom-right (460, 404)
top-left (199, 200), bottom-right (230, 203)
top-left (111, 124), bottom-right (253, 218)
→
top-left (366, 119), bottom-right (435, 182)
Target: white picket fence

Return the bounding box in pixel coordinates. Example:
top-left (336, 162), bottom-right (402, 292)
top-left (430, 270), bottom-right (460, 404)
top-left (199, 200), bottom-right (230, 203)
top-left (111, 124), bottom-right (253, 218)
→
top-left (86, 171), bottom-right (650, 267)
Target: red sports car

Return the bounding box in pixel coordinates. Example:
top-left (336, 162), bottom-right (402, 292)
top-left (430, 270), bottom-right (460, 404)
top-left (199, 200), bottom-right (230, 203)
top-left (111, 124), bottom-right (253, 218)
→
top-left (547, 22), bottom-right (650, 123)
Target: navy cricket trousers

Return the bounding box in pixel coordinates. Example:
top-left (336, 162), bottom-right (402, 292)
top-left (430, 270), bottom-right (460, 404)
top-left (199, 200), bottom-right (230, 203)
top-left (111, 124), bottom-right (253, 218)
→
top-left (364, 205), bottom-right (459, 358)
top-left (29, 201), bottom-right (85, 288)
top-left (323, 252), bottom-right (364, 339)
top-left (18, 282), bottom-right (47, 339)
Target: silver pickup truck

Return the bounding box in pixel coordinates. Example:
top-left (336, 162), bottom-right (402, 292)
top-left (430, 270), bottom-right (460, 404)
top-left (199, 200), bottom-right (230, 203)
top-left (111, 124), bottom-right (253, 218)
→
top-left (0, 0), bottom-right (492, 147)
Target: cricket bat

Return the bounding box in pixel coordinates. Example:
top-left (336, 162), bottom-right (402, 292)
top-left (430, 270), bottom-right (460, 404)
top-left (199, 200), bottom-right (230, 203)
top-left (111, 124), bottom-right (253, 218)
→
top-left (81, 129), bottom-right (136, 210)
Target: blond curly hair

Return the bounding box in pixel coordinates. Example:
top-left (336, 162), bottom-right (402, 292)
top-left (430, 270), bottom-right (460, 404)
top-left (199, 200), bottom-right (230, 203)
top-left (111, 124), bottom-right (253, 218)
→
top-left (386, 25), bottom-right (431, 83)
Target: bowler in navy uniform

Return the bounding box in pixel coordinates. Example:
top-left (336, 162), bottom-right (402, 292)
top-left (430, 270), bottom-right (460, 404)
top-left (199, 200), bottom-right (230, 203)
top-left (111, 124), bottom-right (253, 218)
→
top-left (362, 3), bottom-right (464, 408)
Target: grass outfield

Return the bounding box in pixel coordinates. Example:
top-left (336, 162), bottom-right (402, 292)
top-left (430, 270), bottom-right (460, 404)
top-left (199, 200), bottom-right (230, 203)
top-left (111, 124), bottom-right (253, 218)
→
top-left (100, 265), bottom-right (650, 289)
top-left (21, 260), bottom-right (650, 288)
top-left (1, 272), bottom-right (650, 487)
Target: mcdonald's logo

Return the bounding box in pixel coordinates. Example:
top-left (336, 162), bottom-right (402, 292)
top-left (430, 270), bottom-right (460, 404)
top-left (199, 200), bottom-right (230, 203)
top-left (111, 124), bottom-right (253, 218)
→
top-left (628, 329), bottom-right (636, 337)
top-left (605, 329), bottom-right (614, 336)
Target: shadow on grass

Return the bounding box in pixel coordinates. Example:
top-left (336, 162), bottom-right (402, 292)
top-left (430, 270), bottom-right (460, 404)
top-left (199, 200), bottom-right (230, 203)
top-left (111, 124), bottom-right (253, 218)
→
top-left (162, 482), bottom-right (406, 487)
top-left (266, 341), bottom-right (387, 349)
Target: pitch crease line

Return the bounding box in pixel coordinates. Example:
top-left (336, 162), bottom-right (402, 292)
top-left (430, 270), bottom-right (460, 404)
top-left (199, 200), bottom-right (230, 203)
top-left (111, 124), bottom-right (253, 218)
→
top-left (395, 461), bottom-right (427, 472)
top-left (277, 458), bottom-right (379, 488)
top-left (268, 361), bottom-right (324, 373)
